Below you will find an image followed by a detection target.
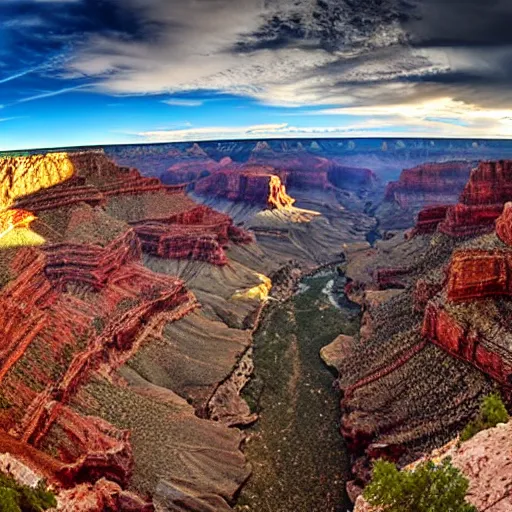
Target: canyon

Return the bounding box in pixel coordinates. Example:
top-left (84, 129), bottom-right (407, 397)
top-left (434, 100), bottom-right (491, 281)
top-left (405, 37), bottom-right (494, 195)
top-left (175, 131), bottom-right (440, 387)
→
top-left (2, 141), bottom-right (512, 512)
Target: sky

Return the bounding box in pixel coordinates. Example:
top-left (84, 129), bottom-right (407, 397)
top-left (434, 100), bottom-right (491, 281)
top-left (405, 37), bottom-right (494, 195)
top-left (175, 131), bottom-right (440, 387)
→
top-left (1, 0), bottom-right (512, 150)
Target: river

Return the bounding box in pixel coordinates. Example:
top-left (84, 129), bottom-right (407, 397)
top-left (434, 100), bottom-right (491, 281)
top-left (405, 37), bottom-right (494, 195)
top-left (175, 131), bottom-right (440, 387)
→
top-left (235, 267), bottom-right (361, 512)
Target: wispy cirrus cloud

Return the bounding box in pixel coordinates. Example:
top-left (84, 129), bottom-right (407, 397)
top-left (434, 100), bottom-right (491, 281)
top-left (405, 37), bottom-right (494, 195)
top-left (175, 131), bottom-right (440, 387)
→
top-left (162, 98), bottom-right (204, 107)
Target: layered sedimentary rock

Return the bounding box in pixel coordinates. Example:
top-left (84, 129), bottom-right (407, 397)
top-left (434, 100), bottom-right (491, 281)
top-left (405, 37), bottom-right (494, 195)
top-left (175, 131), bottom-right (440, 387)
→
top-left (378, 161), bottom-right (472, 229)
top-left (496, 202), bottom-right (512, 246)
top-left (336, 231), bottom-right (492, 501)
top-left (0, 153), bottom-right (75, 208)
top-left (194, 166), bottom-right (295, 209)
top-left (410, 205), bottom-right (451, 236)
top-left (439, 160), bottom-right (512, 236)
top-left (385, 162), bottom-right (472, 208)
top-left (445, 249), bottom-right (512, 302)
top-left (248, 152), bottom-right (332, 190)
top-left (0, 149), bottom-right (269, 511)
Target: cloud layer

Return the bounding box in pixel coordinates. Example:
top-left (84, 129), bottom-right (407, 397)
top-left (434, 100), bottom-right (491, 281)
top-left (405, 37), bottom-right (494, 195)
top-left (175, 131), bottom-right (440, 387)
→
top-left (2, 0), bottom-right (512, 139)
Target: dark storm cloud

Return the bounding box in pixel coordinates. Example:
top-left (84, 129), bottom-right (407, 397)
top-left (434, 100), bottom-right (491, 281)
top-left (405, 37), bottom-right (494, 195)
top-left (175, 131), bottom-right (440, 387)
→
top-left (406, 0), bottom-right (512, 47)
top-left (236, 0), bottom-right (412, 53)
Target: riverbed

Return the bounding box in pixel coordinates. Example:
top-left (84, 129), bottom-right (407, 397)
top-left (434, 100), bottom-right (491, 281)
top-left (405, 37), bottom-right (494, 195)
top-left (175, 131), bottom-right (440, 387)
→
top-left (235, 268), bottom-right (361, 512)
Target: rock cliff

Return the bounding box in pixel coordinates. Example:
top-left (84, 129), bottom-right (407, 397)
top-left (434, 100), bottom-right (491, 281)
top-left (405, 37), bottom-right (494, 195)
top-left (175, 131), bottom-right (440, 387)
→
top-left (336, 230), bottom-right (494, 501)
top-left (378, 161), bottom-right (472, 229)
top-left (0, 149), bottom-right (271, 511)
top-left (355, 421), bottom-right (512, 512)
top-left (385, 161), bottom-right (472, 208)
top-left (194, 166), bottom-right (295, 209)
top-left (439, 160), bottom-right (512, 236)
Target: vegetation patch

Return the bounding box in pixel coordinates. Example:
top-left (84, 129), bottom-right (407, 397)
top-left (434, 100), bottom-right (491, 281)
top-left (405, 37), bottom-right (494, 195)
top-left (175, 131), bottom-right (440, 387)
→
top-left (364, 458), bottom-right (476, 512)
top-left (460, 392), bottom-right (509, 442)
top-left (0, 472), bottom-right (56, 512)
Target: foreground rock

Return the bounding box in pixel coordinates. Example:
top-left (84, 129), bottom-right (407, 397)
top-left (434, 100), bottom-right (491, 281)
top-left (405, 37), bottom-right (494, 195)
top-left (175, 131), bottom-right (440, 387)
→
top-left (355, 421), bottom-right (512, 512)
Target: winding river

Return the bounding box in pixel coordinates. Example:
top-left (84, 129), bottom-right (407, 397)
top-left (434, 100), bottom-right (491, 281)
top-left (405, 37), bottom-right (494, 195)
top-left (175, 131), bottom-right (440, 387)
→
top-left (236, 268), bottom-right (361, 512)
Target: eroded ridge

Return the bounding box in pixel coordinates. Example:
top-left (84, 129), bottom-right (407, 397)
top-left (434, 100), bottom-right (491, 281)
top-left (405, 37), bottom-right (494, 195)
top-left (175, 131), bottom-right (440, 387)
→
top-left (0, 150), bottom-right (261, 511)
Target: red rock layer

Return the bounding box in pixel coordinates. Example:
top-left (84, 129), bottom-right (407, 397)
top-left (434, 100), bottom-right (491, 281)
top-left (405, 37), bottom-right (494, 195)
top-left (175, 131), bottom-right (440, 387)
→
top-left (56, 478), bottom-right (153, 512)
top-left (496, 202), bottom-right (512, 246)
top-left (134, 223), bottom-right (228, 264)
top-left (411, 205), bottom-right (451, 236)
top-left (195, 167), bottom-right (295, 209)
top-left (439, 160), bottom-right (512, 236)
top-left (446, 249), bottom-right (512, 302)
top-left (31, 151), bottom-right (253, 266)
top-left (375, 267), bottom-right (409, 289)
top-left (13, 177), bottom-right (105, 212)
top-left (42, 229), bottom-right (142, 290)
top-left (422, 301), bottom-right (512, 385)
top-left (384, 161), bottom-right (472, 208)
top-left (0, 233), bottom-right (197, 495)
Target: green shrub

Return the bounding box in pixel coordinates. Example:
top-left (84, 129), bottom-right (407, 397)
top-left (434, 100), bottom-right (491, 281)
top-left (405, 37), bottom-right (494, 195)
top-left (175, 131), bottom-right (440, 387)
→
top-left (460, 392), bottom-right (509, 442)
top-left (0, 473), bottom-right (56, 512)
top-left (364, 458), bottom-right (477, 512)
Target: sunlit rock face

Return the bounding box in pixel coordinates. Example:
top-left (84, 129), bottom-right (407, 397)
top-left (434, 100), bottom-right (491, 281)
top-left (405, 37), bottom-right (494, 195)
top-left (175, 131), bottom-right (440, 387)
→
top-left (267, 175), bottom-right (295, 209)
top-left (496, 202), bottom-right (512, 246)
top-left (0, 153), bottom-right (74, 209)
top-left (194, 166), bottom-right (295, 209)
top-left (0, 153), bottom-right (76, 248)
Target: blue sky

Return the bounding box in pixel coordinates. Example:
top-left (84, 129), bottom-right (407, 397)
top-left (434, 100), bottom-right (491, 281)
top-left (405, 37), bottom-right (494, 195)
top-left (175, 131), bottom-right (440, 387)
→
top-left (1, 0), bottom-right (512, 150)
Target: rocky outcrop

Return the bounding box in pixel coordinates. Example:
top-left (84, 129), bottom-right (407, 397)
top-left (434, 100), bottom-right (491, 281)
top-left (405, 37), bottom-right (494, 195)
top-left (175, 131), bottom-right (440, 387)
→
top-left (42, 229), bottom-right (142, 290)
top-left (439, 160), bottom-right (512, 236)
top-left (496, 202), bottom-right (512, 246)
top-left (0, 153), bottom-right (75, 208)
top-left (445, 249), bottom-right (512, 302)
top-left (422, 300), bottom-right (512, 386)
top-left (385, 161), bottom-right (472, 208)
top-left (56, 478), bottom-right (154, 511)
top-left (328, 163), bottom-right (377, 191)
top-left (134, 223), bottom-right (228, 265)
top-left (194, 167), bottom-right (295, 208)
top-left (355, 421), bottom-right (512, 512)
top-left (378, 161), bottom-right (472, 230)
top-left (411, 205), bottom-right (451, 236)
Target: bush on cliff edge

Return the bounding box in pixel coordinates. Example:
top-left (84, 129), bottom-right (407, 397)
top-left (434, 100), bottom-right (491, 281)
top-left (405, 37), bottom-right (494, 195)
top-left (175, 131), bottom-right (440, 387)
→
top-left (460, 392), bottom-right (509, 443)
top-left (0, 472), bottom-right (56, 512)
top-left (363, 458), bottom-right (476, 512)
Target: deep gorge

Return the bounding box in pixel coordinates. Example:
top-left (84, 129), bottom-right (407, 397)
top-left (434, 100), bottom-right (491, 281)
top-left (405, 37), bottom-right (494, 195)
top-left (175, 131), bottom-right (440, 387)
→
top-left (236, 269), bottom-right (360, 512)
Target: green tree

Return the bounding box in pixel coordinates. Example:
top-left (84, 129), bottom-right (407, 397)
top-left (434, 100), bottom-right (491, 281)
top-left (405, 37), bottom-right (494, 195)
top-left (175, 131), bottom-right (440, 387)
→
top-left (460, 392), bottom-right (509, 442)
top-left (364, 458), bottom-right (477, 512)
top-left (0, 473), bottom-right (56, 512)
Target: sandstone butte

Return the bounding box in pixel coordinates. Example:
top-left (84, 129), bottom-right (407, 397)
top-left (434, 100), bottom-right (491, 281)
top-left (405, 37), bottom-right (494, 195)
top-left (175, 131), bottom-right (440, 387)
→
top-left (194, 165), bottom-right (295, 209)
top-left (0, 150), bottom-right (261, 511)
top-left (384, 161), bottom-right (472, 209)
top-left (159, 144), bottom-right (377, 199)
top-left (437, 160), bottom-right (512, 236)
top-left (419, 200), bottom-right (512, 387)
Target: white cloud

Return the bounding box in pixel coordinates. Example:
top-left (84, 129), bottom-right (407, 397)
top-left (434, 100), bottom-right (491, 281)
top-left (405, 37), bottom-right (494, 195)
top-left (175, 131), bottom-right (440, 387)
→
top-left (134, 115), bottom-right (512, 143)
top-left (162, 98), bottom-right (204, 107)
